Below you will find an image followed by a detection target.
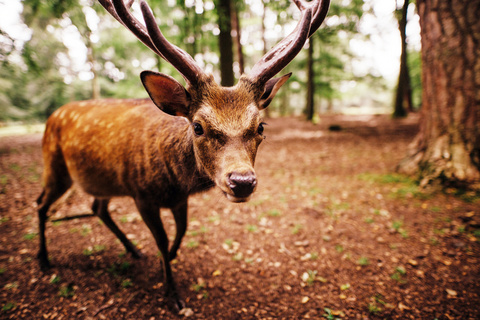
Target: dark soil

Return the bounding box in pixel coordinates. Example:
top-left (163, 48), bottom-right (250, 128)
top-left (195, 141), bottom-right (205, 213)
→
top-left (0, 115), bottom-right (479, 319)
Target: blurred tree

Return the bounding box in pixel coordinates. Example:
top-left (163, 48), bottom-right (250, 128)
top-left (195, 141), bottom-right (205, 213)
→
top-left (215, 0), bottom-right (234, 86)
top-left (23, 0), bottom-right (101, 98)
top-left (393, 0), bottom-right (413, 118)
top-left (0, 17), bottom-right (70, 120)
top-left (407, 49), bottom-right (422, 109)
top-left (304, 0), bottom-right (365, 120)
top-left (397, 0), bottom-right (480, 189)
top-left (232, 0), bottom-right (245, 74)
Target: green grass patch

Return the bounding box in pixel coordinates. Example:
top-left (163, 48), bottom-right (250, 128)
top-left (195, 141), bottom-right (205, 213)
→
top-left (2, 302), bottom-right (16, 312)
top-left (58, 284), bottom-right (75, 298)
top-left (266, 209), bottom-right (281, 217)
top-left (121, 279), bottom-right (133, 288)
top-left (357, 256), bottom-right (370, 266)
top-left (23, 233), bottom-right (37, 240)
top-left (186, 240), bottom-right (199, 249)
top-left (291, 224), bottom-right (303, 235)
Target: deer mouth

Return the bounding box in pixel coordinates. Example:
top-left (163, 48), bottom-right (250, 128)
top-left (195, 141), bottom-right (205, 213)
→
top-left (223, 191), bottom-right (252, 203)
top-left (218, 171), bottom-right (257, 203)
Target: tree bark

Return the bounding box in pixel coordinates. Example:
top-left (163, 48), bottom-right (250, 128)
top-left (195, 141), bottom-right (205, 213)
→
top-left (397, 0), bottom-right (480, 189)
top-left (393, 0), bottom-right (413, 118)
top-left (305, 37), bottom-right (315, 121)
top-left (215, 0), bottom-right (234, 86)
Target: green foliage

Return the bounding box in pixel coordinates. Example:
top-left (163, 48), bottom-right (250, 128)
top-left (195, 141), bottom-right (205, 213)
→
top-left (23, 233), bottom-right (37, 240)
top-left (357, 256), bottom-right (370, 266)
top-left (58, 284), bottom-right (75, 298)
top-left (408, 49), bottom-right (422, 110)
top-left (0, 0), bottom-right (417, 121)
top-left (2, 302), bottom-right (16, 312)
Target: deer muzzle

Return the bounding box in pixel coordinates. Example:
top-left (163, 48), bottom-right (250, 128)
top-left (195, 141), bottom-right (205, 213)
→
top-left (226, 171), bottom-right (257, 202)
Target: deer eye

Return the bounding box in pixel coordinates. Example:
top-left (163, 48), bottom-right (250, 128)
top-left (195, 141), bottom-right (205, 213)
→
top-left (257, 122), bottom-right (266, 135)
top-left (193, 122), bottom-right (204, 136)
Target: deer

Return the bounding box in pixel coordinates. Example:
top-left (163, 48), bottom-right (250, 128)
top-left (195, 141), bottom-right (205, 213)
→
top-left (36, 0), bottom-right (330, 311)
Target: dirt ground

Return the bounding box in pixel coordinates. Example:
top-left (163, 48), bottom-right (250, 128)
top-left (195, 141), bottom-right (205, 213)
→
top-left (0, 115), bottom-right (479, 319)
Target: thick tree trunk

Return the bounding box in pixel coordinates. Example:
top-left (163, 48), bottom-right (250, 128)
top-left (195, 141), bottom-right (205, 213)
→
top-left (216, 0), bottom-right (234, 86)
top-left (393, 0), bottom-right (413, 118)
top-left (397, 0), bottom-right (480, 189)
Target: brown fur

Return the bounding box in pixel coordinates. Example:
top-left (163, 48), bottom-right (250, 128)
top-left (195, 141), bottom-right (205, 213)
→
top-left (36, 75), bottom-right (290, 310)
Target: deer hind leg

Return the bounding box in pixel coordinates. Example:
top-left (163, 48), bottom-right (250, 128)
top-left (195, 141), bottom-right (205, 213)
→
top-left (169, 200), bottom-right (188, 261)
top-left (92, 198), bottom-right (143, 258)
top-left (134, 197), bottom-right (185, 311)
top-left (36, 166), bottom-right (72, 270)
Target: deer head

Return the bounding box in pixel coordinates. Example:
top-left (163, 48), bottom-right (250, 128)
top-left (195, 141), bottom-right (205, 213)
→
top-left (98, 0), bottom-right (330, 202)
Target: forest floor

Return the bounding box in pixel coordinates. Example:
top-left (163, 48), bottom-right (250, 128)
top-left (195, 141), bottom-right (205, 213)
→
top-left (0, 115), bottom-right (479, 319)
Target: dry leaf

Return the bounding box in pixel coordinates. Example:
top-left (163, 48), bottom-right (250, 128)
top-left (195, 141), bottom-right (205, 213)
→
top-left (446, 289), bottom-right (457, 296)
top-left (465, 211), bottom-right (475, 217)
top-left (179, 308), bottom-right (194, 317)
top-left (398, 302), bottom-right (410, 311)
top-left (301, 296), bottom-right (310, 304)
top-left (408, 259), bottom-right (418, 266)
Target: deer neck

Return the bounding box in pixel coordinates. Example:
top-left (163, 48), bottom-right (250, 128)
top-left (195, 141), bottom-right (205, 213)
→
top-left (154, 117), bottom-right (214, 195)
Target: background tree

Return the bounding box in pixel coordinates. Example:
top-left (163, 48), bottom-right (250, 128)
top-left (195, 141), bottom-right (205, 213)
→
top-left (393, 0), bottom-right (413, 118)
top-left (231, 0), bottom-right (245, 74)
top-left (215, 0), bottom-right (234, 86)
top-left (397, 0), bottom-right (480, 189)
top-left (303, 0), bottom-right (365, 120)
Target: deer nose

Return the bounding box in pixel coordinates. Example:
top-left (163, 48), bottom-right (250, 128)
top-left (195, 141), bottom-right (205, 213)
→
top-left (227, 171), bottom-right (257, 198)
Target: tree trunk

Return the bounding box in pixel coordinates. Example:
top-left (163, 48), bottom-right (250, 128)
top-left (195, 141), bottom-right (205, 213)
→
top-left (261, 0), bottom-right (271, 118)
top-left (231, 3), bottom-right (244, 75)
top-left (86, 39), bottom-right (100, 100)
top-left (215, 0), bottom-right (234, 86)
top-left (305, 37), bottom-right (315, 121)
top-left (393, 0), bottom-right (413, 118)
top-left (397, 0), bottom-right (480, 189)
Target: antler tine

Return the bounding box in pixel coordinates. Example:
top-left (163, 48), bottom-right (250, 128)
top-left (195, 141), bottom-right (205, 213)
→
top-left (98, 0), bottom-right (164, 58)
top-left (139, 0), bottom-right (204, 84)
top-left (98, 0), bottom-right (203, 84)
top-left (249, 0), bottom-right (330, 85)
top-left (294, 0), bottom-right (330, 38)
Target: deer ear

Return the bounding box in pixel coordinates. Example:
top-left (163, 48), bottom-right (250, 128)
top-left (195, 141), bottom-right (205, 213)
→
top-left (258, 73), bottom-right (292, 110)
top-left (141, 71), bottom-right (190, 117)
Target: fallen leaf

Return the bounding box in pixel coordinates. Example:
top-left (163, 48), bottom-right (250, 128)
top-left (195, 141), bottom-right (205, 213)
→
top-left (398, 302), bottom-right (410, 311)
top-left (408, 259), bottom-right (418, 266)
top-left (294, 240), bottom-right (309, 247)
top-left (465, 211), bottom-right (475, 218)
top-left (446, 289), bottom-right (457, 296)
top-left (442, 260), bottom-right (452, 266)
top-left (212, 270), bottom-right (222, 277)
top-left (179, 308), bottom-right (194, 317)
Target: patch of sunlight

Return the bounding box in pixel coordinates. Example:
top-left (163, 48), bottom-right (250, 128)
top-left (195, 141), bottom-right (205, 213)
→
top-left (0, 124), bottom-right (45, 137)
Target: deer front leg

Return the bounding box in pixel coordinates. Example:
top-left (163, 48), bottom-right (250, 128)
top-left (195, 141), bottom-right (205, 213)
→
top-left (169, 200), bottom-right (188, 261)
top-left (92, 198), bottom-right (143, 258)
top-left (134, 197), bottom-right (185, 311)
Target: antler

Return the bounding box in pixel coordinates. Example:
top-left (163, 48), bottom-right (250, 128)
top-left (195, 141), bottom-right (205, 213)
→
top-left (98, 0), bottom-right (329, 87)
top-left (98, 0), bottom-right (204, 85)
top-left (248, 0), bottom-right (330, 85)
